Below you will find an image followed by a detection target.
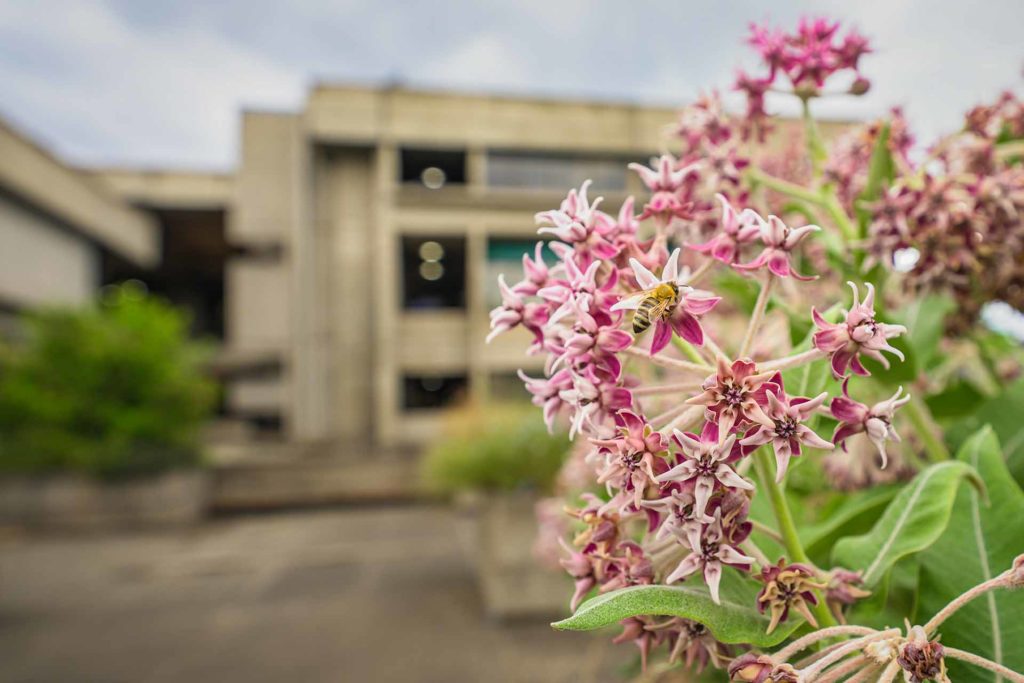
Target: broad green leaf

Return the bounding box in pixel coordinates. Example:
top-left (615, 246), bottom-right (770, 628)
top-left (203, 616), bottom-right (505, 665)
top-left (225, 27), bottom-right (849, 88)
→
top-left (552, 573), bottom-right (800, 647)
top-left (948, 378), bottom-right (1024, 488)
top-left (925, 379), bottom-right (986, 420)
top-left (918, 427), bottom-right (1024, 683)
top-left (831, 461), bottom-right (981, 587)
top-left (802, 485), bottom-right (899, 564)
top-left (900, 293), bottom-right (955, 370)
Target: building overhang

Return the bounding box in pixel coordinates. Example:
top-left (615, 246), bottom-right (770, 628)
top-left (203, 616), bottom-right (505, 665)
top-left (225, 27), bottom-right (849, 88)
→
top-left (0, 117), bottom-right (159, 267)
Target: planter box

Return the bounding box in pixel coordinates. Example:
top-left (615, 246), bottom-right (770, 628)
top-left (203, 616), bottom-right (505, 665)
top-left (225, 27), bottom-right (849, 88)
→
top-left (0, 470), bottom-right (210, 532)
top-left (455, 490), bottom-right (569, 620)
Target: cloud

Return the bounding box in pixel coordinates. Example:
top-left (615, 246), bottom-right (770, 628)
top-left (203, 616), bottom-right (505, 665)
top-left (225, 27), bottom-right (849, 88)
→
top-left (0, 0), bottom-right (304, 169)
top-left (0, 0), bottom-right (1020, 168)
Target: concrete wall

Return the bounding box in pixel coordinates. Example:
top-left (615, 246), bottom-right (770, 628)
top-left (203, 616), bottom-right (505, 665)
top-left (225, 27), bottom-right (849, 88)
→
top-left (0, 194), bottom-right (98, 308)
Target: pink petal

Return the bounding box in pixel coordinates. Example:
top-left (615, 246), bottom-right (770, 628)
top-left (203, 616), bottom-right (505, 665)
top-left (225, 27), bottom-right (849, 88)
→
top-left (649, 320), bottom-right (673, 356)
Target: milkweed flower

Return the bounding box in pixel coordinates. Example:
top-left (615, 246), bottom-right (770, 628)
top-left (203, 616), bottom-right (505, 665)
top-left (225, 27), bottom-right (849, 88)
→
top-left (831, 383), bottom-right (911, 467)
top-left (657, 422), bottom-right (754, 521)
top-left (813, 282), bottom-right (907, 378)
top-left (734, 214), bottom-right (820, 280)
top-left (628, 155), bottom-right (699, 223)
top-left (536, 181), bottom-right (619, 262)
top-left (591, 410), bottom-right (669, 509)
top-left (486, 274), bottom-right (550, 343)
top-left (739, 377), bottom-right (832, 481)
top-left (755, 559), bottom-right (827, 633)
top-left (688, 194), bottom-right (762, 265)
top-left (663, 511), bottom-right (754, 604)
top-left (687, 358), bottom-right (777, 438)
top-left (611, 248), bottom-right (721, 354)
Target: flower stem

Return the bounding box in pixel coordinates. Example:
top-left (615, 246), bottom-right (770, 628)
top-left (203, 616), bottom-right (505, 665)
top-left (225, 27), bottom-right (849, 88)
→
top-left (753, 448), bottom-right (839, 628)
top-left (775, 625), bottom-right (878, 663)
top-left (944, 647), bottom-right (1024, 683)
top-left (622, 347), bottom-right (711, 373)
top-left (670, 335), bottom-right (707, 365)
top-left (746, 168), bottom-right (824, 206)
top-left (740, 274), bottom-right (775, 358)
top-left (822, 192), bottom-right (858, 243)
top-left (759, 348), bottom-right (826, 373)
top-left (903, 394), bottom-right (951, 462)
top-left (923, 573), bottom-right (1010, 634)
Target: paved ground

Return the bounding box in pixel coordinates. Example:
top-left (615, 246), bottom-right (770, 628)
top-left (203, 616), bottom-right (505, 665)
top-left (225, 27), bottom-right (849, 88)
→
top-left (0, 506), bottom-right (631, 683)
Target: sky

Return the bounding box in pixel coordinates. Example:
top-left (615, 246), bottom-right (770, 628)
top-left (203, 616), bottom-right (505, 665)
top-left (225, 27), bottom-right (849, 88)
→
top-left (0, 0), bottom-right (1021, 171)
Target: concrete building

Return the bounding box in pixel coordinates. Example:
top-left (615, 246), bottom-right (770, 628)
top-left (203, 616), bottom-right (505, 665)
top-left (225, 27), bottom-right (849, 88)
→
top-left (0, 118), bottom-right (158, 330)
top-left (6, 85), bottom-right (843, 460)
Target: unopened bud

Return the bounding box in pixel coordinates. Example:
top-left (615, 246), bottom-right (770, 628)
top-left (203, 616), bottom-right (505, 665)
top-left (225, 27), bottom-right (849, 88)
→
top-left (849, 77), bottom-right (871, 96)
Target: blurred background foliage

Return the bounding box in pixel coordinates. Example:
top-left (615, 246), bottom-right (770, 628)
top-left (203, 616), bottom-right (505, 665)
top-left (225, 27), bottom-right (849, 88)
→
top-left (420, 401), bottom-right (571, 495)
top-left (0, 283), bottom-right (216, 479)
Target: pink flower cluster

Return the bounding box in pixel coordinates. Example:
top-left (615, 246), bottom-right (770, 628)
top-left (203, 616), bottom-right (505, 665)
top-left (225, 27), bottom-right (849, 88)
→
top-left (736, 18), bottom-right (872, 139)
top-left (489, 170), bottom-right (911, 670)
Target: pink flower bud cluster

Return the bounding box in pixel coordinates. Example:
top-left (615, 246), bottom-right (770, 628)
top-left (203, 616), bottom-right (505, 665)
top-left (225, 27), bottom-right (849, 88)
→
top-left (863, 91), bottom-right (1024, 330)
top-left (736, 18), bottom-right (872, 139)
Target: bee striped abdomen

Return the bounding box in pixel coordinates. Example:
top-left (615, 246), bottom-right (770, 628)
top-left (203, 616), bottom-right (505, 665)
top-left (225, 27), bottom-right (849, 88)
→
top-left (632, 297), bottom-right (659, 334)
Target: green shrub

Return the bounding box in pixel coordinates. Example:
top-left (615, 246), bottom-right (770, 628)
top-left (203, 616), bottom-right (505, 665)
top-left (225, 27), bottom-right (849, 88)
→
top-left (420, 402), bottom-right (570, 495)
top-left (0, 284), bottom-right (216, 479)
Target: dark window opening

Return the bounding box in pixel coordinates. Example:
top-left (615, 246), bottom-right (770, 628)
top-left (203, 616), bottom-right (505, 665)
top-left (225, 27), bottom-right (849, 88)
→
top-left (400, 148), bottom-right (467, 188)
top-left (401, 236), bottom-right (466, 309)
top-left (102, 207), bottom-right (228, 340)
top-left (402, 374), bottom-right (468, 410)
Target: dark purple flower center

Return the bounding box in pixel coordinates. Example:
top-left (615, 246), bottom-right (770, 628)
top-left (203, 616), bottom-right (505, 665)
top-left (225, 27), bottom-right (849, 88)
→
top-left (621, 451), bottom-right (643, 471)
top-left (722, 383), bottom-right (745, 405)
top-left (774, 417), bottom-right (797, 439)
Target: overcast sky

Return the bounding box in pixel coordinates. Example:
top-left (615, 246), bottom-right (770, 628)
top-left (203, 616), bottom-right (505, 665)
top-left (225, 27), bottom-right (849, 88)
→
top-left (0, 0), bottom-right (1021, 170)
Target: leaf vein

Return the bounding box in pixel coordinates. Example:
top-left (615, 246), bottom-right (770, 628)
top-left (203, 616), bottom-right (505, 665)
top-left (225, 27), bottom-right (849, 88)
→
top-left (863, 465), bottom-right (940, 584)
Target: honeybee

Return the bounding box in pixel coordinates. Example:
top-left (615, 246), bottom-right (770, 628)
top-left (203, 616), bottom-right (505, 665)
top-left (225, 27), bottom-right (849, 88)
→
top-left (632, 282), bottom-right (680, 334)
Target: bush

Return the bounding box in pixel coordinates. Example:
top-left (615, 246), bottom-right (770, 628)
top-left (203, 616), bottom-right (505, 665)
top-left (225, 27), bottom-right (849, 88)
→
top-left (0, 284), bottom-right (216, 479)
top-left (420, 402), bottom-right (570, 495)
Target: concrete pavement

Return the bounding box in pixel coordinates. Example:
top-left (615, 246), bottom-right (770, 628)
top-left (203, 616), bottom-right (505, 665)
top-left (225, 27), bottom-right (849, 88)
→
top-left (0, 506), bottom-right (631, 682)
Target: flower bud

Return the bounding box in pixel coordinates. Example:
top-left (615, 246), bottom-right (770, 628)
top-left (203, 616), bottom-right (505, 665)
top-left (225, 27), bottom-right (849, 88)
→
top-left (849, 77), bottom-right (871, 96)
top-left (1009, 553), bottom-right (1024, 586)
top-left (729, 654), bottom-right (775, 683)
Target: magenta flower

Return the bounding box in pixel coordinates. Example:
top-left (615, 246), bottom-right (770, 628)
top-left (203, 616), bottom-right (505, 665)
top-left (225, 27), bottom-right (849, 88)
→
top-left (539, 254), bottom-right (619, 326)
top-left (559, 369), bottom-right (633, 439)
top-left (688, 194), bottom-right (762, 265)
top-left (611, 248), bottom-right (721, 355)
top-left (831, 382), bottom-right (911, 467)
top-left (600, 541), bottom-right (655, 593)
top-left (556, 303), bottom-right (632, 379)
top-left (486, 274), bottom-right (550, 343)
top-left (559, 545), bottom-right (597, 611)
top-left (739, 376), bottom-right (832, 481)
top-left (656, 422), bottom-right (754, 521)
top-left (591, 410), bottom-right (669, 509)
top-left (664, 511), bottom-right (754, 604)
top-left (687, 358), bottom-right (777, 438)
top-left (518, 368), bottom-right (573, 432)
top-left (812, 282), bottom-right (907, 378)
top-left (628, 155), bottom-right (699, 222)
top-left (734, 213), bottom-right (820, 280)
top-left (536, 180), bottom-right (619, 261)
top-left (643, 489), bottom-right (712, 551)
top-left (510, 241), bottom-right (550, 296)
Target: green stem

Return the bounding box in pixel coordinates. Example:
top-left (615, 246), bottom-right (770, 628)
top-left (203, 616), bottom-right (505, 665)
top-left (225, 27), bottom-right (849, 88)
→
top-left (671, 335), bottom-right (707, 365)
top-left (753, 448), bottom-right (838, 628)
top-left (802, 98), bottom-right (828, 179)
top-left (822, 193), bottom-right (858, 244)
top-left (746, 168), bottom-right (824, 206)
top-left (903, 394), bottom-right (952, 461)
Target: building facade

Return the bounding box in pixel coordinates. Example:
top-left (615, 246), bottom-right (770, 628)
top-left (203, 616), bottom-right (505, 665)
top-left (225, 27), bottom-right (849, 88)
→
top-left (0, 118), bottom-right (158, 329)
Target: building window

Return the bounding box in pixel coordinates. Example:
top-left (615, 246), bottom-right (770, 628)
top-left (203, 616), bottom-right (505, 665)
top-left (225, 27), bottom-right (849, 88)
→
top-left (400, 148), bottom-right (466, 189)
top-left (402, 374), bottom-right (468, 410)
top-left (401, 236), bottom-right (466, 309)
top-left (485, 238), bottom-right (554, 308)
top-left (486, 151), bottom-right (628, 192)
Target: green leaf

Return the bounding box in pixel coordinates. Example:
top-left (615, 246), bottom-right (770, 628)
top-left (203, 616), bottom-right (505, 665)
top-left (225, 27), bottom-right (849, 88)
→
top-left (947, 378), bottom-right (1024, 488)
top-left (855, 121), bottom-right (895, 238)
top-left (925, 379), bottom-right (986, 420)
top-left (858, 334), bottom-right (917, 385)
top-left (551, 574), bottom-right (800, 647)
top-left (918, 427), bottom-right (1024, 683)
top-left (802, 485), bottom-right (900, 564)
top-left (831, 461), bottom-right (981, 587)
top-left (900, 293), bottom-right (955, 370)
